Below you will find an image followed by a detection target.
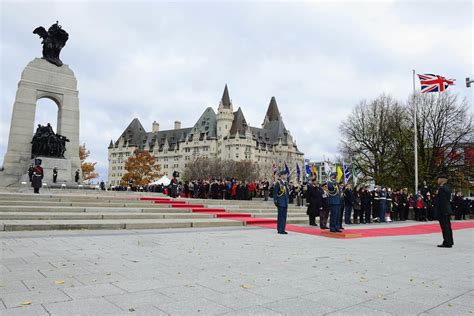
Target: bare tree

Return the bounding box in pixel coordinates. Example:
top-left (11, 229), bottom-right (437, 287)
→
top-left (340, 95), bottom-right (401, 185)
top-left (407, 92), bottom-right (473, 186)
top-left (182, 158), bottom-right (260, 182)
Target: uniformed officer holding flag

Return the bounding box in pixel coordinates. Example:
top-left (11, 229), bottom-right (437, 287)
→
top-left (274, 170), bottom-right (290, 234)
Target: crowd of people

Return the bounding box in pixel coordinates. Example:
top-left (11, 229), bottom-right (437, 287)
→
top-left (306, 180), bottom-right (473, 228)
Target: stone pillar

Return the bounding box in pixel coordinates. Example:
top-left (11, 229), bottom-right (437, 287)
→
top-left (1, 58), bottom-right (80, 186)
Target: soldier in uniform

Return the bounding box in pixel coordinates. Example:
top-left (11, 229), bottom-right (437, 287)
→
top-left (274, 170), bottom-right (289, 234)
top-left (53, 167), bottom-right (58, 183)
top-left (31, 159), bottom-right (44, 194)
top-left (328, 172), bottom-right (342, 232)
top-left (436, 174), bottom-right (454, 248)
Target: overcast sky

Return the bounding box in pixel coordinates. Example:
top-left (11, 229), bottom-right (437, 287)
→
top-left (1, 0), bottom-right (472, 182)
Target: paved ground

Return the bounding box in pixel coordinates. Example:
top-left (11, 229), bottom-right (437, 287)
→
top-left (1, 222), bottom-right (473, 315)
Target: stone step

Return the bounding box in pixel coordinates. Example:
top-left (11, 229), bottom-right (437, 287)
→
top-left (0, 218), bottom-right (246, 231)
top-left (0, 206), bottom-right (192, 213)
top-left (0, 212), bottom-right (214, 220)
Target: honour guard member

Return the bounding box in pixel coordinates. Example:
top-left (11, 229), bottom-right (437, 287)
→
top-left (436, 173), bottom-right (454, 248)
top-left (31, 159), bottom-right (44, 194)
top-left (328, 172), bottom-right (342, 232)
top-left (274, 170), bottom-right (290, 234)
top-left (53, 167), bottom-right (58, 183)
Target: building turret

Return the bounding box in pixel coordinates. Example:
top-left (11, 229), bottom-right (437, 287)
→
top-left (216, 84), bottom-right (234, 140)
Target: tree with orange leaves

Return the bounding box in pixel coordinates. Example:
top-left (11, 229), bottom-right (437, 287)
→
top-left (79, 143), bottom-right (99, 181)
top-left (121, 150), bottom-right (161, 187)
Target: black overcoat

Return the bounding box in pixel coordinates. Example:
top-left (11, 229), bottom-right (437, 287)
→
top-left (306, 184), bottom-right (322, 216)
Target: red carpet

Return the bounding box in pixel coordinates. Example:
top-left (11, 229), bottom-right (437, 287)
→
top-left (253, 221), bottom-right (474, 238)
top-left (133, 196), bottom-right (474, 238)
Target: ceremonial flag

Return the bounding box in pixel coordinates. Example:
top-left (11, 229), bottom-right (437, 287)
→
top-left (324, 161), bottom-right (331, 176)
top-left (272, 160), bottom-right (277, 175)
top-left (310, 163), bottom-right (318, 176)
top-left (352, 164), bottom-right (359, 186)
top-left (305, 163), bottom-right (311, 175)
top-left (336, 165), bottom-right (343, 183)
top-left (284, 162), bottom-right (290, 178)
top-left (418, 74), bottom-right (455, 93)
top-left (296, 163), bottom-right (301, 182)
top-left (343, 162), bottom-right (351, 185)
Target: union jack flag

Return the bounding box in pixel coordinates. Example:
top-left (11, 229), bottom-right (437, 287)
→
top-left (418, 74), bottom-right (455, 93)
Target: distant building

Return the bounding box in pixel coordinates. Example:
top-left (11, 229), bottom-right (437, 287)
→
top-left (108, 85), bottom-right (304, 185)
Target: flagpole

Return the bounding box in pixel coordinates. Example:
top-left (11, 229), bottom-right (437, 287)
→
top-left (413, 69), bottom-right (418, 195)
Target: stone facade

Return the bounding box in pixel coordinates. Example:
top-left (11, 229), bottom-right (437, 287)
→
top-left (108, 85), bottom-right (304, 185)
top-left (1, 58), bottom-right (80, 186)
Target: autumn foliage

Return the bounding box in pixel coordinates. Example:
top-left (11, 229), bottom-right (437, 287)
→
top-left (79, 144), bottom-right (99, 181)
top-left (121, 150), bottom-right (162, 186)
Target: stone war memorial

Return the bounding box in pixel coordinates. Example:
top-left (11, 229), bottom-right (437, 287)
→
top-left (1, 21), bottom-right (80, 186)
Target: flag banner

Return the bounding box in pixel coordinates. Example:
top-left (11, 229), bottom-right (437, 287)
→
top-left (305, 163), bottom-right (311, 175)
top-left (418, 74), bottom-right (455, 93)
top-left (343, 162), bottom-right (351, 185)
top-left (272, 160), bottom-right (277, 175)
top-left (310, 163), bottom-right (318, 176)
top-left (296, 163), bottom-right (301, 182)
top-left (352, 163), bottom-right (358, 186)
top-left (284, 162), bottom-right (290, 178)
top-left (336, 165), bottom-right (343, 183)
top-left (324, 161), bottom-right (331, 176)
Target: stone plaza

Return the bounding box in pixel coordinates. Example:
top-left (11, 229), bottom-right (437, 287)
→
top-left (0, 191), bottom-right (473, 315)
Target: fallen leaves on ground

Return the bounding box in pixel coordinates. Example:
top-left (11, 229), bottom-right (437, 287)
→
top-left (240, 284), bottom-right (251, 289)
top-left (54, 280), bottom-right (65, 285)
top-left (21, 300), bottom-right (32, 305)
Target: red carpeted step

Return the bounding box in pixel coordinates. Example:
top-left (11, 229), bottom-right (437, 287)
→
top-left (171, 204), bottom-right (204, 208)
top-left (191, 208), bottom-right (226, 212)
top-left (153, 200), bottom-right (186, 204)
top-left (241, 218), bottom-right (277, 224)
top-left (216, 213), bottom-right (252, 218)
top-left (140, 197), bottom-right (172, 201)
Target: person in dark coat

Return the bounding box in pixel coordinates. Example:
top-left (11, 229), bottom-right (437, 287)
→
top-left (53, 167), bottom-right (58, 183)
top-left (320, 183), bottom-right (329, 229)
top-left (343, 184), bottom-right (354, 224)
top-left (306, 178), bottom-right (322, 226)
top-left (436, 174), bottom-right (454, 248)
top-left (361, 187), bottom-right (372, 223)
top-left (28, 164), bottom-right (34, 182)
top-left (274, 170), bottom-right (289, 234)
top-left (31, 160), bottom-right (44, 194)
top-left (75, 169), bottom-right (80, 183)
top-left (262, 178), bottom-right (270, 201)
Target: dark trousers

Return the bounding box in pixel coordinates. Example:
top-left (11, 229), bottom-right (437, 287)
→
top-left (329, 204), bottom-right (341, 231)
top-left (33, 188), bottom-right (39, 194)
top-left (401, 206), bottom-right (408, 220)
top-left (320, 209), bottom-right (328, 228)
top-left (353, 208), bottom-right (362, 223)
top-left (277, 206), bottom-right (288, 233)
top-left (364, 207), bottom-right (371, 223)
top-left (308, 214), bottom-right (316, 225)
top-left (344, 205), bottom-right (353, 224)
top-left (438, 214), bottom-right (454, 246)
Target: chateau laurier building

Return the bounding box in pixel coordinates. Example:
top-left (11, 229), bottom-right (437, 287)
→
top-left (108, 85), bottom-right (304, 185)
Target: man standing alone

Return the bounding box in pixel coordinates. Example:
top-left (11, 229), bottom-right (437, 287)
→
top-left (274, 170), bottom-right (289, 234)
top-left (31, 159), bottom-right (44, 194)
top-left (436, 174), bottom-right (454, 248)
